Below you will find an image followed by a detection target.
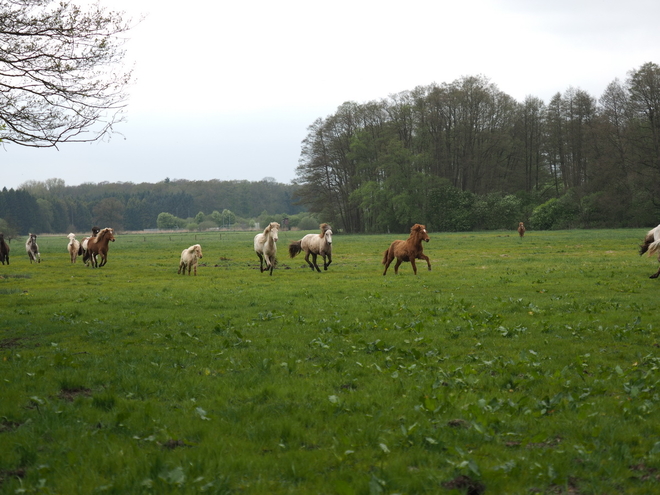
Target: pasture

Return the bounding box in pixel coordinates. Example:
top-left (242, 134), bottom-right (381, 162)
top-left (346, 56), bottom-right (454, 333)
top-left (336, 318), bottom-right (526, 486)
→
top-left (1, 228), bottom-right (659, 494)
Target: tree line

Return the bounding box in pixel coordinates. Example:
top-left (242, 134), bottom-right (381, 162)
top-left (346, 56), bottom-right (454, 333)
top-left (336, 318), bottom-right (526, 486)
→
top-left (294, 62), bottom-right (660, 233)
top-left (0, 178), bottom-right (308, 236)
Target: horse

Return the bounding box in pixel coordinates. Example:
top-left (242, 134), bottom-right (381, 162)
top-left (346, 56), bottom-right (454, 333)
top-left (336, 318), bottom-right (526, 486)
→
top-left (67, 233), bottom-right (82, 263)
top-left (0, 233), bottom-right (9, 265)
top-left (518, 222), bottom-right (526, 238)
top-left (288, 223), bottom-right (333, 272)
top-left (85, 228), bottom-right (115, 267)
top-left (254, 222), bottom-right (280, 275)
top-left (178, 244), bottom-right (203, 276)
top-left (26, 233), bottom-right (40, 263)
top-left (382, 223), bottom-right (431, 275)
top-left (639, 224), bottom-right (660, 278)
top-left (82, 226), bottom-right (101, 266)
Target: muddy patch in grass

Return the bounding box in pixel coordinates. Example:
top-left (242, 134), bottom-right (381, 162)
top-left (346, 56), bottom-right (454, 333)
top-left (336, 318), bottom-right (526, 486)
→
top-left (58, 387), bottom-right (92, 402)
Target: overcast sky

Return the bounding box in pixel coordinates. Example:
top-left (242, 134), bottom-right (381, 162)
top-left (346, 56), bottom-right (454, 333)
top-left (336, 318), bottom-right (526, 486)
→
top-left (3, 0), bottom-right (659, 190)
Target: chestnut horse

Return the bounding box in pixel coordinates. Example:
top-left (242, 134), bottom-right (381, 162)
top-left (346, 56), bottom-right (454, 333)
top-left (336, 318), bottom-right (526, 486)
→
top-left (254, 222), bottom-right (280, 275)
top-left (0, 232), bottom-right (9, 265)
top-left (86, 228), bottom-right (115, 267)
top-left (288, 223), bottom-right (333, 272)
top-left (382, 224), bottom-right (431, 275)
top-left (518, 222), bottom-right (526, 238)
top-left (640, 224), bottom-right (660, 278)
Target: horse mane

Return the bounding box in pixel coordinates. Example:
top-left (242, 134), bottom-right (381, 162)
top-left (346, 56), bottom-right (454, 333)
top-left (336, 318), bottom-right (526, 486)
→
top-left (319, 223), bottom-right (331, 238)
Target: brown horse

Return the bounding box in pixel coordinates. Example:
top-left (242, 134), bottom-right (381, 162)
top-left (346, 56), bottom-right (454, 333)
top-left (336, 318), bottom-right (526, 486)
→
top-left (0, 232), bottom-right (9, 265)
top-left (82, 226), bottom-right (101, 266)
top-left (86, 228), bottom-right (115, 267)
top-left (382, 224), bottom-right (431, 275)
top-left (518, 222), bottom-right (526, 238)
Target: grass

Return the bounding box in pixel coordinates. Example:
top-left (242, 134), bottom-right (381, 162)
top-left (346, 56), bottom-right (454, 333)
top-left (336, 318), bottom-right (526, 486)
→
top-left (1, 228), bottom-right (659, 494)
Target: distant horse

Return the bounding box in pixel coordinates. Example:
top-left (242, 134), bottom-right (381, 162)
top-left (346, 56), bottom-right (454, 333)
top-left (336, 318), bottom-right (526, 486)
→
top-left (86, 228), bottom-right (115, 267)
top-left (67, 233), bottom-right (82, 263)
top-left (0, 233), bottom-right (9, 265)
top-left (26, 233), bottom-right (40, 263)
top-left (82, 226), bottom-right (101, 266)
top-left (518, 222), bottom-right (526, 238)
top-left (639, 224), bottom-right (660, 278)
top-left (254, 222), bottom-right (280, 275)
top-left (382, 223), bottom-right (431, 275)
top-left (289, 223), bottom-right (333, 272)
top-left (178, 244), bottom-right (203, 276)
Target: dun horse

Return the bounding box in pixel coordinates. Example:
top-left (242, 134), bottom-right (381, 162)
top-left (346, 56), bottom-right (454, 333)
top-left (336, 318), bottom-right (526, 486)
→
top-left (86, 228), bottom-right (115, 268)
top-left (26, 233), bottom-right (40, 263)
top-left (254, 222), bottom-right (280, 276)
top-left (382, 224), bottom-right (431, 275)
top-left (178, 244), bottom-right (203, 276)
top-left (82, 226), bottom-right (101, 266)
top-left (289, 223), bottom-right (333, 272)
top-left (67, 233), bottom-right (82, 263)
top-left (0, 233), bottom-right (9, 265)
top-left (640, 224), bottom-right (660, 278)
top-left (518, 222), bottom-right (526, 238)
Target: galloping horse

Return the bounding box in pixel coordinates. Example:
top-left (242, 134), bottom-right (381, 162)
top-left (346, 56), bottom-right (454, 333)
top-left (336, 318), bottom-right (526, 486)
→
top-left (26, 233), bottom-right (40, 263)
top-left (0, 233), bottom-right (9, 265)
top-left (382, 223), bottom-right (431, 275)
top-left (288, 223), bottom-right (333, 272)
top-left (640, 224), bottom-right (660, 278)
top-left (254, 222), bottom-right (280, 276)
top-left (82, 226), bottom-right (101, 266)
top-left (67, 233), bottom-right (82, 263)
top-left (86, 228), bottom-right (115, 267)
top-left (518, 222), bottom-right (526, 238)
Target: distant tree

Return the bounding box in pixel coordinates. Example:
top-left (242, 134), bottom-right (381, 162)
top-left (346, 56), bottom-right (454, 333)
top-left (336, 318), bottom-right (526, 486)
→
top-left (156, 212), bottom-right (178, 230)
top-left (0, 0), bottom-right (134, 147)
top-left (93, 197), bottom-right (124, 229)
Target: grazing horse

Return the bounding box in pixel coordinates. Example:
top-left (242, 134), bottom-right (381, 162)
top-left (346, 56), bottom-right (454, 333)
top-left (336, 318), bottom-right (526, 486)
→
top-left (0, 233), bottom-right (9, 265)
top-left (67, 233), bottom-right (82, 263)
top-left (26, 233), bottom-right (40, 263)
top-left (178, 244), bottom-right (203, 276)
top-left (518, 222), bottom-right (526, 238)
top-left (639, 224), bottom-right (660, 278)
top-left (288, 223), bottom-right (333, 272)
top-left (254, 222), bottom-right (280, 276)
top-left (86, 228), bottom-right (115, 268)
top-left (382, 223), bottom-right (431, 275)
top-left (82, 226), bottom-right (101, 266)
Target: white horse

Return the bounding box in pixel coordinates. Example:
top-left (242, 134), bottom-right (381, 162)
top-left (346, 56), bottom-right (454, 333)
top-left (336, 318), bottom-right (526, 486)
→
top-left (26, 233), bottom-right (40, 263)
top-left (288, 223), bottom-right (333, 272)
top-left (254, 222), bottom-right (280, 275)
top-left (178, 244), bottom-right (203, 276)
top-left (67, 233), bottom-right (82, 263)
top-left (640, 224), bottom-right (660, 278)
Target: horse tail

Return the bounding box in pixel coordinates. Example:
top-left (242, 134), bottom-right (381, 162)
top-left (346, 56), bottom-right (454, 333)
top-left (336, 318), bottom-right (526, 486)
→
top-left (78, 244), bottom-right (83, 256)
top-left (382, 248), bottom-right (390, 265)
top-left (647, 239), bottom-right (660, 257)
top-left (289, 241), bottom-right (302, 258)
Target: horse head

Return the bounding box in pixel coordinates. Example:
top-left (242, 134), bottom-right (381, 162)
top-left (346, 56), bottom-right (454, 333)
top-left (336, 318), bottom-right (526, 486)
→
top-left (68, 233), bottom-right (76, 242)
top-left (269, 222), bottom-right (280, 242)
top-left (98, 228), bottom-right (116, 242)
top-left (411, 224), bottom-right (429, 243)
top-left (195, 244), bottom-right (203, 258)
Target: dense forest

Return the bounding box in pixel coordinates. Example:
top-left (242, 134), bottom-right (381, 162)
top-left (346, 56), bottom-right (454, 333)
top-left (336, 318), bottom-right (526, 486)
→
top-left (294, 62), bottom-right (660, 233)
top-left (0, 178), bottom-right (307, 235)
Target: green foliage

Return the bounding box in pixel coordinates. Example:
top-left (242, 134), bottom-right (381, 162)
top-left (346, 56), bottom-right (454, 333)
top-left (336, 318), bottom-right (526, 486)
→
top-left (530, 193), bottom-right (580, 230)
top-left (427, 183), bottom-right (475, 231)
top-left (1, 229), bottom-right (659, 493)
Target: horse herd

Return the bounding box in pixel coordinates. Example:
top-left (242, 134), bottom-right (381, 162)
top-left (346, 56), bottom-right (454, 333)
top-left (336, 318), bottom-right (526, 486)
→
top-left (4, 222), bottom-right (660, 278)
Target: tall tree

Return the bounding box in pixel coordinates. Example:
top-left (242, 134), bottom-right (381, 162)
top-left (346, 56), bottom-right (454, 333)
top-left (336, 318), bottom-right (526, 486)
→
top-left (0, 0), bottom-right (134, 147)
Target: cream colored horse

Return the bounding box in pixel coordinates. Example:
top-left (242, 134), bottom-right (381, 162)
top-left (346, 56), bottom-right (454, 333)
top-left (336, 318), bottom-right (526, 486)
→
top-left (254, 222), bottom-right (280, 275)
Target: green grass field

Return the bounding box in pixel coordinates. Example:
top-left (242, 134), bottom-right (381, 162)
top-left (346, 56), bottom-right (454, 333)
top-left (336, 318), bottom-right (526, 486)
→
top-left (1, 229), bottom-right (659, 494)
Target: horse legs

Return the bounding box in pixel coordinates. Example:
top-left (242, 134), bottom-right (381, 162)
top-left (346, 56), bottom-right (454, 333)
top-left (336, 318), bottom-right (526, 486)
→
top-left (256, 253), bottom-right (265, 272)
top-left (650, 266), bottom-right (660, 279)
top-left (324, 254), bottom-right (332, 270)
top-left (311, 253), bottom-right (321, 272)
top-left (418, 253), bottom-right (431, 271)
top-left (304, 251), bottom-right (315, 271)
top-left (383, 251), bottom-right (393, 275)
top-left (395, 258), bottom-right (406, 275)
